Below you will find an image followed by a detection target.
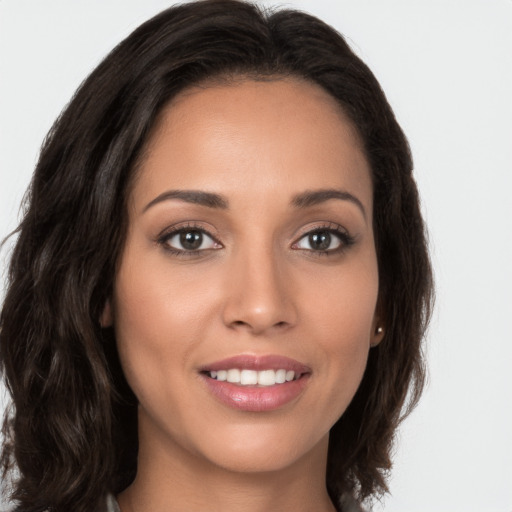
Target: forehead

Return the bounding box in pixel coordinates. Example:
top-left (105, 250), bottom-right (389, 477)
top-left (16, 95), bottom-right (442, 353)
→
top-left (132, 78), bottom-right (372, 213)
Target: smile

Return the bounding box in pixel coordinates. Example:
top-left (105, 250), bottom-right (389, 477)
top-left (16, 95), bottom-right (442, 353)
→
top-left (207, 368), bottom-right (299, 386)
top-left (200, 355), bottom-right (311, 412)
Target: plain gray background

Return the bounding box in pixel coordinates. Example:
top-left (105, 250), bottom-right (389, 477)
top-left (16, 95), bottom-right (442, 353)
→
top-left (1, 1), bottom-right (511, 511)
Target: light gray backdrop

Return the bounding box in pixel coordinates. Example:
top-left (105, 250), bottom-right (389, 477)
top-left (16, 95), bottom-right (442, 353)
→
top-left (1, 1), bottom-right (511, 511)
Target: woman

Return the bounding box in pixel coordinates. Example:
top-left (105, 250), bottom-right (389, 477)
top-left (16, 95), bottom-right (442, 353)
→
top-left (0, 1), bottom-right (433, 511)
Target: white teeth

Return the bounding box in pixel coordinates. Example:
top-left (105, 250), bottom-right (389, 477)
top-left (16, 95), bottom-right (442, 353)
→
top-left (226, 369), bottom-right (241, 383)
top-left (208, 369), bottom-right (298, 386)
top-left (240, 369), bottom-right (258, 385)
top-left (258, 369), bottom-right (276, 386)
top-left (275, 369), bottom-right (286, 384)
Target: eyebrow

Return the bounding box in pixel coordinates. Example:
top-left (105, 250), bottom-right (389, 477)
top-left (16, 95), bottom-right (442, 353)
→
top-left (143, 190), bottom-right (229, 212)
top-left (143, 187), bottom-right (366, 219)
top-left (291, 189), bottom-right (367, 220)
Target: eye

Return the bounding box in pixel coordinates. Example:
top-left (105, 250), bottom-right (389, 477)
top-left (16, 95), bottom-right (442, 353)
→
top-left (293, 226), bottom-right (355, 254)
top-left (296, 230), bottom-right (341, 251)
top-left (160, 228), bottom-right (220, 253)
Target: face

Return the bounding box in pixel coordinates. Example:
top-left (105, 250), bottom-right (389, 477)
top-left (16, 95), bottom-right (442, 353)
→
top-left (107, 79), bottom-right (383, 475)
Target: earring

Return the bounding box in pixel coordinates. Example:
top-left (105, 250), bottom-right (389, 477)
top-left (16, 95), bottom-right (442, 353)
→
top-left (370, 326), bottom-right (384, 348)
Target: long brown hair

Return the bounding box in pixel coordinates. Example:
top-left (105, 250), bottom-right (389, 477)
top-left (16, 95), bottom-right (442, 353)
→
top-left (0, 1), bottom-right (433, 510)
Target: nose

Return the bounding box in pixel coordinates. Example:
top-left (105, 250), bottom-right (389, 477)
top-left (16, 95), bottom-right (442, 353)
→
top-left (221, 245), bottom-right (298, 335)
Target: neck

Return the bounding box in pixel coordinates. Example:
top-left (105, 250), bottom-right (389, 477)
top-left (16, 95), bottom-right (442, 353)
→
top-left (117, 413), bottom-right (336, 512)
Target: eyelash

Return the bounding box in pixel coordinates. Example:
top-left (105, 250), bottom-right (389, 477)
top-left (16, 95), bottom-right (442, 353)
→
top-left (157, 222), bottom-right (355, 258)
top-left (157, 222), bottom-right (221, 258)
top-left (291, 222), bottom-right (356, 257)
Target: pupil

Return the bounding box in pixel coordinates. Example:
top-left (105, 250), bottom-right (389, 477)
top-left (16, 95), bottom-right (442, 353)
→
top-left (180, 231), bottom-right (202, 250)
top-left (309, 231), bottom-right (331, 251)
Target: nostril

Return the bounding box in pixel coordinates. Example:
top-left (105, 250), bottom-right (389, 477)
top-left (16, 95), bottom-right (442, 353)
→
top-left (228, 319), bottom-right (289, 332)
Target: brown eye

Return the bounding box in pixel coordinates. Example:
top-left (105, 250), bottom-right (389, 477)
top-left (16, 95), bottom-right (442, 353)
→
top-left (180, 231), bottom-right (203, 250)
top-left (163, 229), bottom-right (218, 252)
top-left (296, 230), bottom-right (342, 252)
top-left (308, 232), bottom-right (333, 251)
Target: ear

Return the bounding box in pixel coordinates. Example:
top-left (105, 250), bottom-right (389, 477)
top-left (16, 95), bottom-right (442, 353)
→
top-left (100, 300), bottom-right (113, 328)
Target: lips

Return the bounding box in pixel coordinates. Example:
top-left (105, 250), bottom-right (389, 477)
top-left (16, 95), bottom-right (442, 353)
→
top-left (199, 355), bottom-right (311, 412)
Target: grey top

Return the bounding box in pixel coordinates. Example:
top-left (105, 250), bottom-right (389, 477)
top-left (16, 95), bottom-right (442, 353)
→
top-left (106, 494), bottom-right (121, 512)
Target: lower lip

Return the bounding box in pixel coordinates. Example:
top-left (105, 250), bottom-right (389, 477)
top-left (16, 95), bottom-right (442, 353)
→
top-left (202, 375), bottom-right (309, 412)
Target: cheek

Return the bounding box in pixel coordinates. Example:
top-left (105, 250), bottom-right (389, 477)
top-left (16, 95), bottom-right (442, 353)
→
top-left (112, 253), bottom-right (190, 399)
top-left (300, 257), bottom-right (378, 416)
top-left (302, 255), bottom-right (379, 345)
top-left (114, 245), bottom-right (207, 341)
top-left (111, 246), bottom-right (228, 408)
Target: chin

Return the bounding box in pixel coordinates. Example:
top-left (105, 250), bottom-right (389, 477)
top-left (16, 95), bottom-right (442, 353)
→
top-left (189, 421), bottom-right (330, 475)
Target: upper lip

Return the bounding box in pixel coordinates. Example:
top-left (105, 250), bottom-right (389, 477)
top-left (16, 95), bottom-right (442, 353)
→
top-left (199, 354), bottom-right (311, 374)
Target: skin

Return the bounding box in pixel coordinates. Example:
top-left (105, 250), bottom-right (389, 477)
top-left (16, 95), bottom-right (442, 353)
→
top-left (105, 78), bottom-right (384, 512)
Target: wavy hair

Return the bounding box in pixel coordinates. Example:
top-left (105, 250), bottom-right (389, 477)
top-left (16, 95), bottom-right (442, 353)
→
top-left (0, 1), bottom-right (433, 511)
